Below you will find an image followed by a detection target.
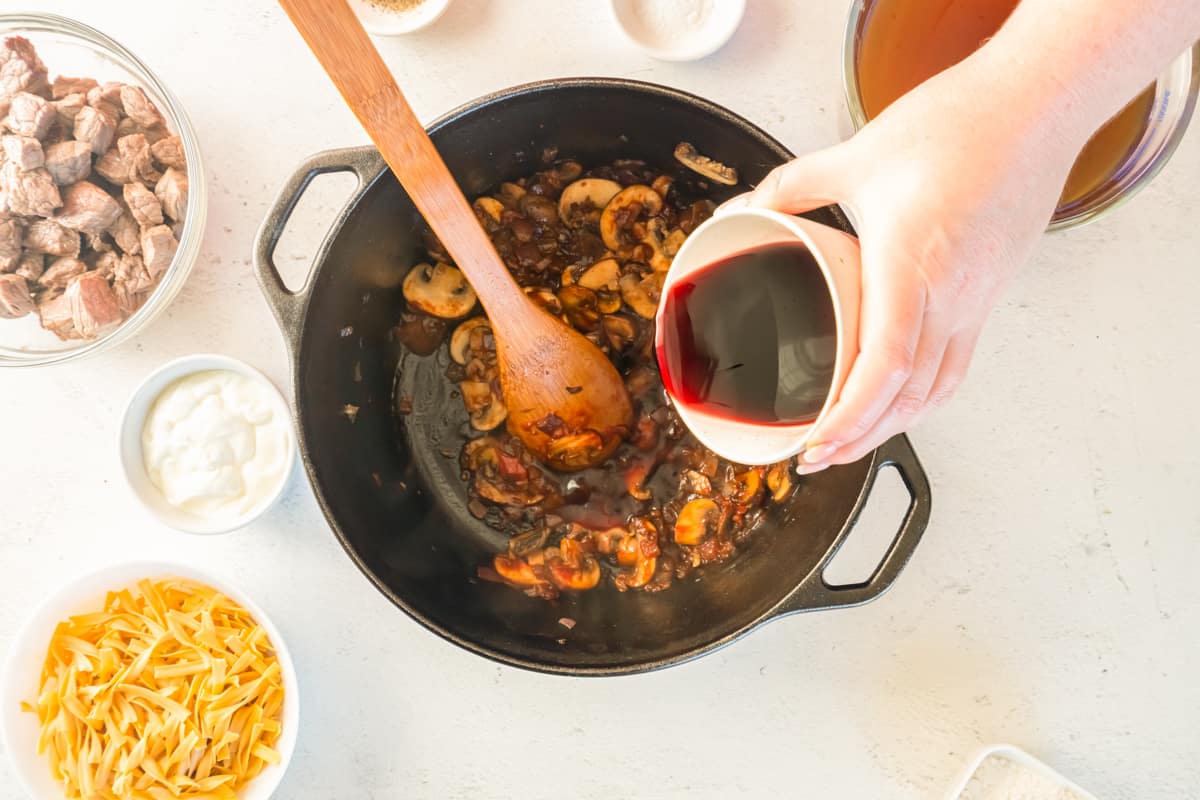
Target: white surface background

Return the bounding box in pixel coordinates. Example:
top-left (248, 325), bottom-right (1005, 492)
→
top-left (2, 1), bottom-right (1198, 798)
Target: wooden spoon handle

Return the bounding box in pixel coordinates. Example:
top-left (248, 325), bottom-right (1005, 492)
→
top-left (277, 0), bottom-right (524, 312)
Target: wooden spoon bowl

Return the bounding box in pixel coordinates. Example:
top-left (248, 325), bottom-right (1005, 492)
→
top-left (278, 0), bottom-right (632, 470)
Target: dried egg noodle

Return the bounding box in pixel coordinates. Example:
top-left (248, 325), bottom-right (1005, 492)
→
top-left (21, 578), bottom-right (284, 799)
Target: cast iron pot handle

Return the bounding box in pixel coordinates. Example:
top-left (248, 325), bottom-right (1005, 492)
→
top-left (775, 434), bottom-right (931, 616)
top-left (253, 146), bottom-right (381, 343)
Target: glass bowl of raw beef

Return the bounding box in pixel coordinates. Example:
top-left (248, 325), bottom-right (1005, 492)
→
top-left (0, 13), bottom-right (205, 367)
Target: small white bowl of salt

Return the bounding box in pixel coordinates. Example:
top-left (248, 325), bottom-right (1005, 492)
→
top-left (610, 0), bottom-right (746, 61)
top-left (949, 744), bottom-right (1099, 800)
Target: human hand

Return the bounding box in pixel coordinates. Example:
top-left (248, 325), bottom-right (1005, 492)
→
top-left (734, 57), bottom-right (1088, 473)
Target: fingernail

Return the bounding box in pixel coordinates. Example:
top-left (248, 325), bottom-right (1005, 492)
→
top-left (803, 441), bottom-right (840, 464)
top-left (795, 461), bottom-right (829, 476)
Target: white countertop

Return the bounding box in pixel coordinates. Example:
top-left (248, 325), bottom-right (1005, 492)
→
top-left (3, 2), bottom-right (1198, 798)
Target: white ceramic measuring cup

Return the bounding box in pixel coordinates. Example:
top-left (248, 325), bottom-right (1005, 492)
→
top-left (655, 207), bottom-right (862, 465)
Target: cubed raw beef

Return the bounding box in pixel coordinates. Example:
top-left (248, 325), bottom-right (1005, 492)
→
top-left (53, 181), bottom-right (121, 234)
top-left (0, 162), bottom-right (61, 216)
top-left (43, 140), bottom-right (91, 185)
top-left (0, 272), bottom-right (33, 318)
top-left (73, 105), bottom-right (115, 154)
top-left (4, 92), bottom-right (54, 139)
top-left (1, 134), bottom-right (43, 170)
top-left (123, 182), bottom-right (162, 227)
top-left (24, 218), bottom-right (80, 257)
top-left (154, 167), bottom-right (187, 222)
top-left (140, 224), bottom-right (177, 276)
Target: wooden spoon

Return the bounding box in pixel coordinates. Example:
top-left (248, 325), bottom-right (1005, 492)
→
top-left (278, 0), bottom-right (633, 471)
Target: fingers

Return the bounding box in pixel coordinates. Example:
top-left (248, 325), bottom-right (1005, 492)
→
top-left (744, 146), bottom-right (849, 215)
top-left (798, 327), bottom-right (979, 472)
top-left (915, 327), bottom-right (980, 424)
top-left (798, 248), bottom-right (927, 464)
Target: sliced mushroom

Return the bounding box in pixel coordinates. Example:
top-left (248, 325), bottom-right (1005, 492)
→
top-left (729, 468), bottom-right (764, 505)
top-left (525, 286), bottom-right (563, 315)
top-left (509, 527), bottom-right (552, 558)
top-left (618, 271), bottom-right (663, 319)
top-left (616, 518), bottom-right (659, 590)
top-left (547, 538), bottom-right (601, 591)
top-left (601, 315), bottom-right (637, 352)
top-left (663, 228), bottom-right (687, 257)
top-left (493, 555), bottom-right (546, 587)
top-left (674, 142), bottom-right (739, 185)
top-left (651, 174), bottom-right (674, 199)
top-left (546, 431), bottom-right (606, 471)
top-left (642, 217), bottom-right (674, 273)
top-left (476, 476), bottom-right (545, 507)
top-left (577, 257), bottom-right (620, 292)
top-left (596, 291), bottom-right (621, 314)
top-left (461, 379), bottom-right (507, 431)
top-left (402, 262), bottom-right (477, 319)
top-left (557, 284), bottom-right (602, 331)
top-left (472, 196), bottom-right (504, 225)
top-left (767, 461), bottom-right (793, 502)
top-left (599, 185), bottom-right (663, 251)
top-left (558, 178), bottom-right (622, 228)
top-left (675, 498), bottom-right (720, 545)
top-left (497, 182), bottom-right (526, 208)
top-left (450, 317), bottom-right (490, 365)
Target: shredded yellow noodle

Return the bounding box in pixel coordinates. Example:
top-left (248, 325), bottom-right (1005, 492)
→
top-left (22, 578), bottom-right (285, 799)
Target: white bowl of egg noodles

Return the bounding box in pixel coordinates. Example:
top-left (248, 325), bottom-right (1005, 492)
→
top-left (0, 561), bottom-right (298, 800)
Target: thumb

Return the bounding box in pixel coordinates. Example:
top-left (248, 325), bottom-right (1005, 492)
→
top-left (745, 145), bottom-right (849, 215)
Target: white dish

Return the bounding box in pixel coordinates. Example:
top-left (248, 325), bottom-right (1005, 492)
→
top-left (349, 0), bottom-right (452, 36)
top-left (119, 354), bottom-right (296, 535)
top-left (0, 560), bottom-right (299, 800)
top-left (947, 743), bottom-right (1099, 800)
top-left (610, 0), bottom-right (746, 61)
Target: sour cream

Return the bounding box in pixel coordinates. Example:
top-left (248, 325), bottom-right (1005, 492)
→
top-left (141, 370), bottom-right (290, 521)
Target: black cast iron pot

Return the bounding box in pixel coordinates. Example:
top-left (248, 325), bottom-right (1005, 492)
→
top-left (253, 78), bottom-right (931, 676)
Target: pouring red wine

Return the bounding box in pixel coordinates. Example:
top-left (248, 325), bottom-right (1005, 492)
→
top-left (656, 240), bottom-right (839, 426)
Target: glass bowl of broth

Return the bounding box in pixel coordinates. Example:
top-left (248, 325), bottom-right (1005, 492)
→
top-left (842, 0), bottom-right (1199, 231)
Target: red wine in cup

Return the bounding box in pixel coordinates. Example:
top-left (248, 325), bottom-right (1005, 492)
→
top-left (657, 241), bottom-right (838, 426)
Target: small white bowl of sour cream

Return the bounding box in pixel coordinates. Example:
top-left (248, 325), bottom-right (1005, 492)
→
top-left (119, 354), bottom-right (296, 535)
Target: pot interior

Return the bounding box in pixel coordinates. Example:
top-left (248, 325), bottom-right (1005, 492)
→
top-left (293, 80), bottom-right (871, 673)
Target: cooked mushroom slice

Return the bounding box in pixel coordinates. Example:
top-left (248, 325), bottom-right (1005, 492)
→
top-left (450, 317), bottom-right (490, 365)
top-left (675, 498), bottom-right (720, 545)
top-left (651, 174), bottom-right (674, 199)
top-left (600, 185), bottom-right (664, 251)
top-left (642, 217), bottom-right (674, 273)
top-left (558, 178), bottom-right (622, 228)
top-left (402, 262), bottom-right (477, 318)
top-left (548, 160), bottom-right (584, 185)
top-left (473, 196), bottom-right (504, 224)
top-left (493, 555), bottom-right (547, 587)
top-left (663, 228), bottom-right (687, 257)
top-left (618, 271), bottom-right (663, 319)
top-left (525, 286), bottom-right (563, 316)
top-left (557, 284), bottom-right (602, 331)
top-left (461, 379), bottom-right (507, 431)
top-left (625, 457), bottom-right (655, 501)
top-left (577, 257), bottom-right (620, 292)
top-left (601, 315), bottom-right (638, 352)
top-left (767, 461), bottom-right (793, 502)
top-left (509, 527), bottom-right (552, 558)
top-left (596, 291), bottom-right (621, 314)
top-left (546, 430), bottom-right (606, 471)
top-left (476, 475), bottom-right (546, 507)
top-left (616, 518), bottom-right (660, 590)
top-left (560, 266), bottom-right (577, 287)
top-left (461, 436), bottom-right (502, 471)
top-left (728, 468), bottom-right (764, 505)
top-left (674, 142), bottom-right (739, 185)
top-left (497, 181), bottom-right (526, 208)
top-left (547, 538), bottom-right (601, 591)
top-left (519, 193), bottom-right (559, 225)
